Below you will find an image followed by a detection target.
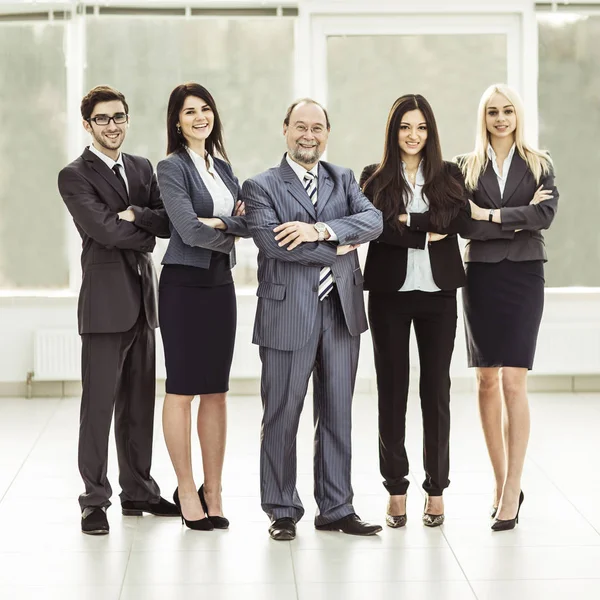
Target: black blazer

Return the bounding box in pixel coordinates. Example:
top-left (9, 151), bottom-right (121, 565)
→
top-left (360, 161), bottom-right (469, 292)
top-left (457, 152), bottom-right (559, 263)
top-left (58, 148), bottom-right (170, 334)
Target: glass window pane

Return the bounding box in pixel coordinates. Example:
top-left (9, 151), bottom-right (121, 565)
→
top-left (85, 16), bottom-right (296, 287)
top-left (0, 22), bottom-right (69, 289)
top-left (538, 15), bottom-right (600, 287)
top-left (327, 34), bottom-right (507, 176)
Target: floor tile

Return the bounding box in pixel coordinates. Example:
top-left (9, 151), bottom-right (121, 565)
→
top-left (471, 580), bottom-right (600, 600)
top-left (292, 547), bottom-right (466, 582)
top-left (120, 583), bottom-right (298, 600)
top-left (297, 581), bottom-right (476, 600)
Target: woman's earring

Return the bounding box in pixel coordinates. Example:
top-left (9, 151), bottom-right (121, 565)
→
top-left (176, 124), bottom-right (182, 134)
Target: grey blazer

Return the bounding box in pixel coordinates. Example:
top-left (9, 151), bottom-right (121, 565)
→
top-left (157, 149), bottom-right (249, 269)
top-left (459, 152), bottom-right (559, 263)
top-left (242, 155), bottom-right (383, 352)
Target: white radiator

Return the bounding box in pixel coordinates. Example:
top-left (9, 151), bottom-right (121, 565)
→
top-left (33, 330), bottom-right (81, 381)
top-left (32, 329), bottom-right (167, 381)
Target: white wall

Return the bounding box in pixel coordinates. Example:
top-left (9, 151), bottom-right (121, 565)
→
top-left (2, 289), bottom-right (600, 395)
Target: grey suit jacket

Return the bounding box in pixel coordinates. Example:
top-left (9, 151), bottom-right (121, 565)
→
top-left (157, 149), bottom-right (250, 269)
top-left (242, 155), bottom-right (383, 351)
top-left (459, 152), bottom-right (559, 263)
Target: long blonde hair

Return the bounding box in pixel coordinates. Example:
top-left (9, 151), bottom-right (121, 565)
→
top-left (461, 84), bottom-right (552, 190)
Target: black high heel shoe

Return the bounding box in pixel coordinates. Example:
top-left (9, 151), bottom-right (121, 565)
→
top-left (173, 488), bottom-right (213, 531)
top-left (199, 484), bottom-right (229, 529)
top-left (491, 490), bottom-right (524, 532)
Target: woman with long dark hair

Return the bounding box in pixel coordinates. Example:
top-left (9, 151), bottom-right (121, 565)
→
top-left (360, 94), bottom-right (469, 528)
top-left (459, 84), bottom-right (558, 531)
top-left (156, 83), bottom-right (249, 530)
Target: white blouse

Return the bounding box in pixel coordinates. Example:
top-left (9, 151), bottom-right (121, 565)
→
top-left (187, 148), bottom-right (235, 218)
top-left (487, 143), bottom-right (516, 198)
top-left (400, 161), bottom-right (440, 293)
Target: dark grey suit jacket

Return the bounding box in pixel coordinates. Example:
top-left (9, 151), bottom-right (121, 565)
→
top-left (459, 152), bottom-right (559, 263)
top-left (58, 148), bottom-right (170, 334)
top-left (157, 149), bottom-right (250, 269)
top-left (242, 155), bottom-right (383, 352)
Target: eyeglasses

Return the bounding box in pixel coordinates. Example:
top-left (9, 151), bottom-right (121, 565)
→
top-left (87, 113), bottom-right (129, 126)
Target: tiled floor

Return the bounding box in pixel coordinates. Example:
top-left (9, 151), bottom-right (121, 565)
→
top-left (0, 390), bottom-right (599, 599)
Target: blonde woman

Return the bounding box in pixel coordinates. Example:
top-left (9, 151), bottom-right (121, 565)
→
top-left (458, 84), bottom-right (558, 531)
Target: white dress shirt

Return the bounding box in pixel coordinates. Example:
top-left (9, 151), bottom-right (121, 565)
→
top-left (187, 148), bottom-right (235, 218)
top-left (399, 161), bottom-right (440, 293)
top-left (487, 143), bottom-right (516, 198)
top-left (285, 153), bottom-right (338, 241)
top-left (88, 144), bottom-right (129, 194)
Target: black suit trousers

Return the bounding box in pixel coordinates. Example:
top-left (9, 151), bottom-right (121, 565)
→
top-left (78, 302), bottom-right (160, 509)
top-left (368, 290), bottom-right (457, 496)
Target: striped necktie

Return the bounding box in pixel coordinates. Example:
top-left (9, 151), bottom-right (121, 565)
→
top-left (304, 172), bottom-right (334, 301)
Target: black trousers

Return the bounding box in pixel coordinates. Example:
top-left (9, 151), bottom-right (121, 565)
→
top-left (368, 290), bottom-right (457, 496)
top-left (79, 304), bottom-right (160, 510)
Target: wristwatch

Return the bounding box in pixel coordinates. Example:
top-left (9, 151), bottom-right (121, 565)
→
top-left (314, 222), bottom-right (327, 241)
top-left (488, 209), bottom-right (494, 222)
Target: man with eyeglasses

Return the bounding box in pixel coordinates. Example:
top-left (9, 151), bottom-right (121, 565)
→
top-left (243, 98), bottom-right (383, 540)
top-left (58, 85), bottom-right (178, 535)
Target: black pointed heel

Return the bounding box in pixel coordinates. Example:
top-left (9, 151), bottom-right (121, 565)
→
top-left (173, 488), bottom-right (214, 531)
top-left (491, 490), bottom-right (524, 532)
top-left (199, 484), bottom-right (229, 529)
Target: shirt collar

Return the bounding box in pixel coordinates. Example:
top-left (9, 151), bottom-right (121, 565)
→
top-left (88, 143), bottom-right (124, 170)
top-left (187, 147), bottom-right (216, 175)
top-left (487, 143), bottom-right (516, 164)
top-left (402, 160), bottom-right (425, 186)
top-left (286, 153), bottom-right (319, 182)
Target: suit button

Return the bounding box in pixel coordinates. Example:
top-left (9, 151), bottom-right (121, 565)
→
top-left (313, 285), bottom-right (318, 292)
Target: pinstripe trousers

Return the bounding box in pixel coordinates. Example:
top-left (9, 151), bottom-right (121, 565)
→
top-left (259, 289), bottom-right (360, 525)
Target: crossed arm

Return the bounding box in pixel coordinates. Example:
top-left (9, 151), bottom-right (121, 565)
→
top-left (242, 175), bottom-right (382, 265)
top-left (58, 168), bottom-right (156, 252)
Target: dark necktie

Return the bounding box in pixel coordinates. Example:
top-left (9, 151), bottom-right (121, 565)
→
top-left (112, 164), bottom-right (128, 198)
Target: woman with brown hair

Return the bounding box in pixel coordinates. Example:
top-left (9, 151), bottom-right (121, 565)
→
top-left (157, 83), bottom-right (249, 530)
top-left (361, 94), bottom-right (469, 528)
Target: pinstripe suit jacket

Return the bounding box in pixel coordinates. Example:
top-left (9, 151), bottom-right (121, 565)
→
top-left (242, 155), bottom-right (383, 351)
top-left (157, 149), bottom-right (249, 269)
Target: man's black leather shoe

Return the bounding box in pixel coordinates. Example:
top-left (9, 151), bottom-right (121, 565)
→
top-left (269, 517), bottom-right (296, 541)
top-left (315, 513), bottom-right (382, 536)
top-left (121, 496), bottom-right (180, 517)
top-left (81, 507), bottom-right (109, 535)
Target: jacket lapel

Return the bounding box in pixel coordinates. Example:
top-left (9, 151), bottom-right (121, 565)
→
top-left (479, 161), bottom-right (502, 208)
top-left (122, 153), bottom-right (140, 204)
top-left (502, 152), bottom-right (528, 205)
top-left (178, 150), bottom-right (215, 215)
top-left (316, 165), bottom-right (334, 217)
top-left (83, 147), bottom-right (129, 207)
top-left (279, 155), bottom-right (317, 219)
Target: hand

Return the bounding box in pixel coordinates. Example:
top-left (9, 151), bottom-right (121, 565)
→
top-left (274, 221), bottom-right (318, 250)
top-left (530, 185), bottom-right (553, 205)
top-left (336, 244), bottom-right (360, 255)
top-left (198, 217), bottom-right (226, 230)
top-left (234, 200), bottom-right (245, 216)
top-left (398, 214), bottom-right (408, 224)
top-left (428, 233), bottom-right (447, 242)
top-left (468, 199), bottom-right (486, 221)
top-left (117, 208), bottom-right (135, 222)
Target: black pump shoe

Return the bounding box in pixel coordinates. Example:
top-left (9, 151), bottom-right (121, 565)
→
top-left (173, 488), bottom-right (213, 531)
top-left (199, 484), bottom-right (229, 529)
top-left (491, 490), bottom-right (524, 532)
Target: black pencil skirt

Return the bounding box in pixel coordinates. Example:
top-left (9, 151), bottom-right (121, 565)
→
top-left (159, 264), bottom-right (237, 395)
top-left (463, 259), bottom-right (545, 370)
